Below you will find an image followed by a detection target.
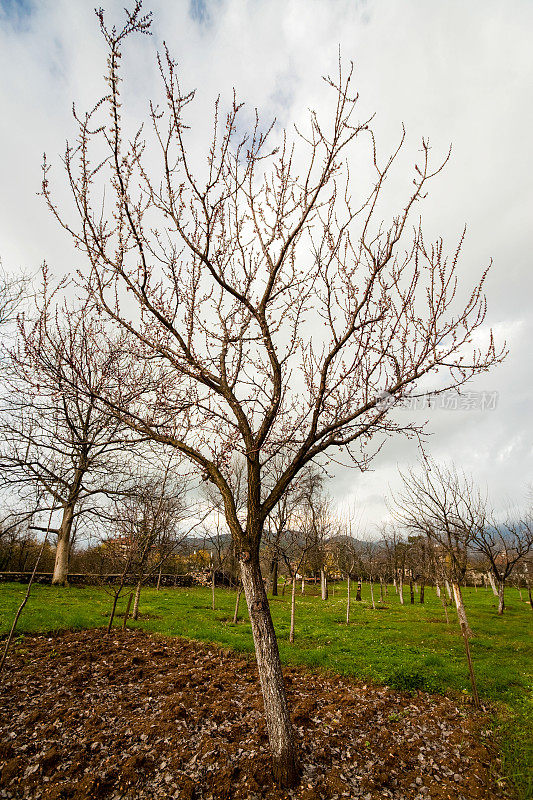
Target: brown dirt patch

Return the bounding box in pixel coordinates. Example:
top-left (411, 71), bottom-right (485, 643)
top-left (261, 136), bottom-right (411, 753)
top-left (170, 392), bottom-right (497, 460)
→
top-left (0, 629), bottom-right (504, 799)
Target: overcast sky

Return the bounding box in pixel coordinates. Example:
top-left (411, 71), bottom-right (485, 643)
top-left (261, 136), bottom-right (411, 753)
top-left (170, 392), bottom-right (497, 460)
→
top-left (1, 0), bottom-right (532, 533)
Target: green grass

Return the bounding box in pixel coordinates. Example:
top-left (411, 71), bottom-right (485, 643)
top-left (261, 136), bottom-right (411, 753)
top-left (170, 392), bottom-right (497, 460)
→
top-left (1, 580), bottom-right (532, 797)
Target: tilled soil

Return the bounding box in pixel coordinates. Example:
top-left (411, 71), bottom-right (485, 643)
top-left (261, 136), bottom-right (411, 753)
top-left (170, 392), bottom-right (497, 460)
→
top-left (0, 629), bottom-right (503, 800)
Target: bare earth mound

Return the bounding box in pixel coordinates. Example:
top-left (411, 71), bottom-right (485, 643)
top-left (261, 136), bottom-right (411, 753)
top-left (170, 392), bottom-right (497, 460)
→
top-left (0, 630), bottom-right (503, 800)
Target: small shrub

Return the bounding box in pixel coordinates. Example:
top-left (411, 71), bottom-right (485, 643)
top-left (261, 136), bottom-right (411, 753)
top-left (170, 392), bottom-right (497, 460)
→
top-left (388, 667), bottom-right (428, 693)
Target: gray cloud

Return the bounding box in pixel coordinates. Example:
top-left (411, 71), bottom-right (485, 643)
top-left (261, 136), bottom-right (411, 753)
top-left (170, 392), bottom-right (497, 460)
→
top-left (1, 0), bottom-right (531, 527)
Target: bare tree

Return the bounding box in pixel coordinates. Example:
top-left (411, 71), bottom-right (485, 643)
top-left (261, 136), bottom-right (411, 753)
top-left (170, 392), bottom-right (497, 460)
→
top-left (201, 458), bottom-right (246, 608)
top-left (406, 534), bottom-right (431, 604)
top-left (276, 487), bottom-right (323, 643)
top-left (381, 524), bottom-right (407, 604)
top-left (264, 465), bottom-right (321, 596)
top-left (333, 507), bottom-right (363, 620)
top-left (472, 517), bottom-right (533, 614)
top-left (203, 513), bottom-right (232, 611)
top-left (297, 485), bottom-right (338, 601)
top-left (0, 498), bottom-right (48, 572)
top-left (202, 476), bottom-right (243, 610)
top-left (0, 295), bottom-right (134, 584)
top-left (393, 462), bottom-right (485, 708)
top-left (101, 535), bottom-right (134, 634)
top-left (111, 457), bottom-right (188, 620)
top-left (361, 538), bottom-right (381, 609)
top-left (334, 537), bottom-right (358, 621)
top-left (40, 4), bottom-right (503, 782)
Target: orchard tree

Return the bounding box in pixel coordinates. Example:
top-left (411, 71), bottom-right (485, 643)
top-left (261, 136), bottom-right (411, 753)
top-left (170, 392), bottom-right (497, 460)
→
top-left (380, 524), bottom-right (408, 603)
top-left (393, 463), bottom-right (485, 630)
top-left (333, 507), bottom-right (363, 619)
top-left (0, 292), bottom-right (133, 584)
top-left (41, 4), bottom-right (504, 784)
top-left (393, 462), bottom-right (486, 707)
top-left (110, 456), bottom-right (188, 620)
top-left (298, 485), bottom-right (338, 600)
top-left (405, 534), bottom-right (431, 604)
top-left (201, 461), bottom-right (246, 607)
top-left (264, 464), bottom-right (322, 596)
top-left (273, 470), bottom-right (326, 640)
top-left (472, 518), bottom-right (533, 615)
top-left (360, 537), bottom-right (381, 608)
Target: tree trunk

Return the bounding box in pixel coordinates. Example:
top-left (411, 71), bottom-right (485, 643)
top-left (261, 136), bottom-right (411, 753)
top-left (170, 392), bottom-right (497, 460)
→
top-left (419, 583), bottom-right (425, 604)
top-left (445, 579), bottom-right (453, 601)
top-left (355, 579), bottom-right (362, 602)
top-left (211, 569), bottom-right (216, 611)
top-left (487, 571), bottom-right (498, 596)
top-left (528, 585), bottom-right (533, 610)
top-left (156, 563), bottom-right (162, 590)
top-left (301, 577), bottom-right (305, 594)
top-left (370, 578), bottom-right (375, 609)
top-left (346, 574), bottom-right (351, 623)
top-left (398, 572), bottom-right (404, 605)
top-left (240, 557), bottom-right (300, 786)
top-left (320, 568), bottom-right (328, 601)
top-left (132, 580), bottom-right (142, 620)
top-left (497, 580), bottom-right (505, 615)
top-left (379, 578), bottom-right (384, 603)
top-left (435, 582), bottom-right (441, 598)
top-left (289, 575), bottom-right (296, 644)
top-left (452, 581), bottom-right (472, 638)
top-left (409, 579), bottom-right (415, 605)
top-left (52, 503), bottom-right (75, 585)
top-left (232, 585), bottom-right (243, 624)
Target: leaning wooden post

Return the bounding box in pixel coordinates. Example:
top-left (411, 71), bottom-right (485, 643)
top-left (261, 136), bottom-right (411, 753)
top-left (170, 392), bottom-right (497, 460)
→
top-left (0, 508), bottom-right (55, 677)
top-left (122, 592), bottom-right (133, 631)
top-left (232, 583), bottom-right (243, 624)
top-left (346, 574), bottom-right (351, 623)
top-left (289, 575), bottom-right (297, 643)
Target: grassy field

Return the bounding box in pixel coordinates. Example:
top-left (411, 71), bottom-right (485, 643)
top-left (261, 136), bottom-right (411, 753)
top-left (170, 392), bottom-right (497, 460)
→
top-left (1, 580), bottom-right (532, 797)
